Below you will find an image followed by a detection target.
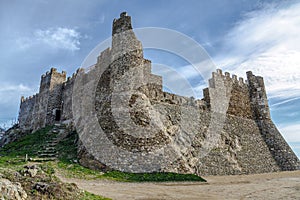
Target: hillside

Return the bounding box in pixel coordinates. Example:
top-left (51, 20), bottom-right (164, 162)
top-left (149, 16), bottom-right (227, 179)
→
top-left (0, 125), bottom-right (205, 199)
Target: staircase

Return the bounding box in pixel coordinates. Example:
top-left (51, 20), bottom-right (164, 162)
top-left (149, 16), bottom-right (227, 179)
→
top-left (34, 124), bottom-right (68, 161)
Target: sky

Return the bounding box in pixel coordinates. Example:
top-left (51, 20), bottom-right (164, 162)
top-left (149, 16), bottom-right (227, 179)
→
top-left (0, 0), bottom-right (299, 157)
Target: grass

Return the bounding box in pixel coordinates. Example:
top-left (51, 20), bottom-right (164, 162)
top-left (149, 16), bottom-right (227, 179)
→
top-left (103, 170), bottom-right (206, 182)
top-left (56, 160), bottom-right (206, 182)
top-left (55, 130), bottom-right (78, 162)
top-left (0, 126), bottom-right (111, 200)
top-left (0, 126), bottom-right (54, 158)
top-left (56, 161), bottom-right (105, 179)
top-left (80, 191), bottom-right (111, 200)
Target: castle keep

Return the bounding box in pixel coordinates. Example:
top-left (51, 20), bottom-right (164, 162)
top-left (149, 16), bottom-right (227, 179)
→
top-left (18, 12), bottom-right (299, 175)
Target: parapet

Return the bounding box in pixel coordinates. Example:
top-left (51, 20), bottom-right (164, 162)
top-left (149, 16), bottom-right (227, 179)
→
top-left (209, 69), bottom-right (247, 88)
top-left (112, 11), bottom-right (133, 35)
top-left (41, 67), bottom-right (67, 78)
top-left (20, 93), bottom-right (38, 104)
top-left (64, 67), bottom-right (85, 86)
top-left (50, 67), bottom-right (57, 73)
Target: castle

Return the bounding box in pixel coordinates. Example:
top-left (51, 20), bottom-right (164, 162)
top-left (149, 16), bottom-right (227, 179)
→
top-left (18, 12), bottom-right (299, 175)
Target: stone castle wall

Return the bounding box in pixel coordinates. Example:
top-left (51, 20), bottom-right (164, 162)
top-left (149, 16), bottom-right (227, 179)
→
top-left (18, 68), bottom-right (66, 131)
top-left (19, 95), bottom-right (36, 129)
top-left (17, 12), bottom-right (300, 175)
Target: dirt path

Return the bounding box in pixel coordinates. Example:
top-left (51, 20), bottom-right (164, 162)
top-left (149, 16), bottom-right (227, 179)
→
top-left (57, 170), bottom-right (300, 200)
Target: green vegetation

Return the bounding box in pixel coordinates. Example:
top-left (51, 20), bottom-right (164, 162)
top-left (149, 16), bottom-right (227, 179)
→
top-left (56, 130), bottom-right (78, 162)
top-left (0, 126), bottom-right (53, 158)
top-left (103, 170), bottom-right (206, 182)
top-left (80, 191), bottom-right (111, 200)
top-left (0, 126), bottom-right (111, 200)
top-left (56, 160), bottom-right (206, 182)
top-left (57, 161), bottom-right (104, 179)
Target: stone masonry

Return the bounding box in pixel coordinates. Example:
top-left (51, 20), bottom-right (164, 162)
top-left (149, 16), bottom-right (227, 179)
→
top-left (18, 12), bottom-right (300, 175)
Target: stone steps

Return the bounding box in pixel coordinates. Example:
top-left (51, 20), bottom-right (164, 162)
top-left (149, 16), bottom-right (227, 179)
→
top-left (37, 150), bottom-right (56, 154)
top-left (38, 153), bottom-right (58, 158)
top-left (29, 157), bottom-right (57, 162)
top-left (35, 123), bottom-right (69, 161)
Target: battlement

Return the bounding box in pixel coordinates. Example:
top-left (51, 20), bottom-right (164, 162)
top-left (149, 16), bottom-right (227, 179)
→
top-left (111, 11), bottom-right (143, 60)
top-left (39, 67), bottom-right (67, 93)
top-left (64, 68), bottom-right (85, 85)
top-left (41, 67), bottom-right (66, 78)
top-left (210, 69), bottom-right (248, 89)
top-left (20, 94), bottom-right (38, 103)
top-left (204, 69), bottom-right (262, 119)
top-left (112, 12), bottom-right (132, 35)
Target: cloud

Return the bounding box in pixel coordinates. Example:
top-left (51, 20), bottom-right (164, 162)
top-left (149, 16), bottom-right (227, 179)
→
top-left (278, 123), bottom-right (300, 142)
top-left (0, 83), bottom-right (36, 120)
top-left (0, 84), bottom-right (31, 93)
top-left (215, 2), bottom-right (300, 101)
top-left (17, 27), bottom-right (81, 51)
top-left (210, 2), bottom-right (300, 151)
top-left (271, 96), bottom-right (300, 108)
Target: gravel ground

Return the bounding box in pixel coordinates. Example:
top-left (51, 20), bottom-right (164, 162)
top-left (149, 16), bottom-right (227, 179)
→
top-left (58, 170), bottom-right (300, 200)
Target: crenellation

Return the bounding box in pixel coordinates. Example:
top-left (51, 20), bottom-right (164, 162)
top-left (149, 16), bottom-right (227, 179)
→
top-left (225, 72), bottom-right (230, 78)
top-left (216, 68), bottom-right (223, 75)
top-left (232, 74), bottom-right (238, 82)
top-left (76, 68), bottom-right (84, 74)
top-left (112, 11), bottom-right (132, 35)
top-left (239, 77), bottom-right (244, 84)
top-left (50, 67), bottom-right (57, 73)
top-left (63, 68), bottom-right (85, 87)
top-left (17, 12), bottom-right (299, 176)
top-left (120, 11), bottom-right (128, 17)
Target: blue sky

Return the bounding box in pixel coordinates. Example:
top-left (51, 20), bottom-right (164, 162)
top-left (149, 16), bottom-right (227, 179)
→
top-left (0, 0), bottom-right (299, 157)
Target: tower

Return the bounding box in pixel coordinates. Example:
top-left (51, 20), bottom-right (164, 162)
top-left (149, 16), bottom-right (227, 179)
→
top-left (247, 71), bottom-right (299, 171)
top-left (33, 68), bottom-right (66, 130)
top-left (247, 71), bottom-right (270, 120)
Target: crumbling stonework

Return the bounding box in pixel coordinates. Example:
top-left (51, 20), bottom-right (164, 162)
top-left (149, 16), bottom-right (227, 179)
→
top-left (18, 12), bottom-right (299, 175)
